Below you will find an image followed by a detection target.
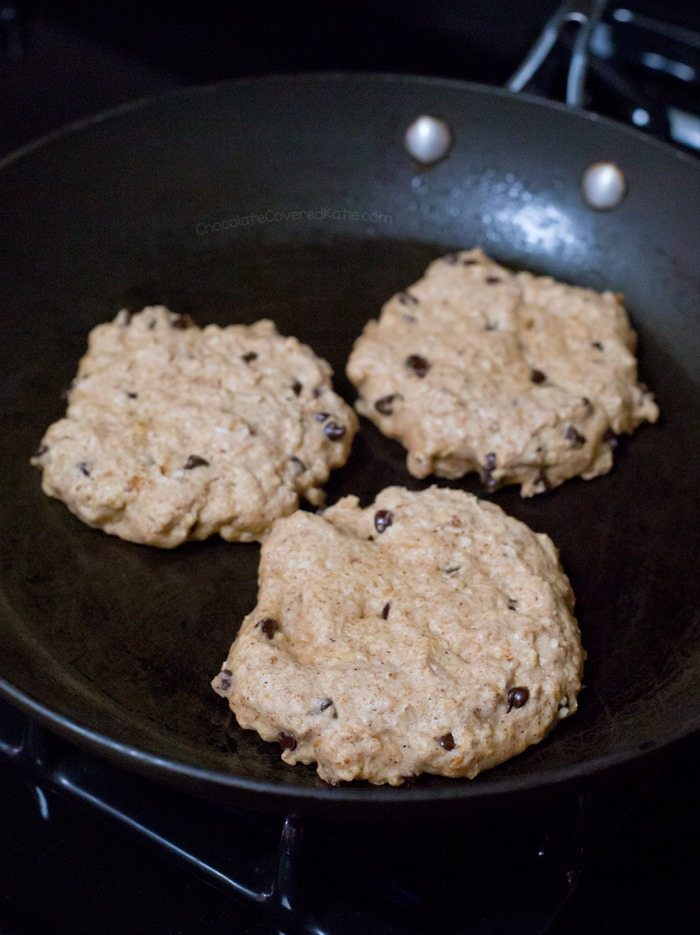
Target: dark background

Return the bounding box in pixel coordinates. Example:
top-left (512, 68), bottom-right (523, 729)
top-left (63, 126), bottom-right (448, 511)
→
top-left (0, 2), bottom-right (698, 933)
top-left (2, 0), bottom-right (700, 153)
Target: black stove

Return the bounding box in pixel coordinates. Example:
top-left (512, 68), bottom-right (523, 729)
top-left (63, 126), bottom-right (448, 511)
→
top-left (1, 5), bottom-right (698, 933)
top-left (2, 695), bottom-right (698, 935)
top-left (1, 696), bottom-right (698, 934)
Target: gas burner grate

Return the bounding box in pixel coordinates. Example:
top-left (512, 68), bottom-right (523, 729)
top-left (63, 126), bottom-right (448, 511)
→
top-left (0, 697), bottom-right (663, 935)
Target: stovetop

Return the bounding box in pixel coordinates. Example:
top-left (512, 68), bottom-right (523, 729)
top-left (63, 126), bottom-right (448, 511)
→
top-left (2, 2), bottom-right (699, 155)
top-left (1, 5), bottom-right (698, 934)
top-left (1, 697), bottom-right (698, 934)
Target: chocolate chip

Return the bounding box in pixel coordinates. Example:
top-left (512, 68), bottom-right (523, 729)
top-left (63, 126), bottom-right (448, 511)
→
top-left (278, 730), bottom-right (297, 751)
top-left (506, 686), bottom-right (530, 712)
top-left (312, 387), bottom-right (323, 399)
top-left (290, 456), bottom-right (306, 474)
top-left (171, 313), bottom-right (195, 330)
top-left (323, 422), bottom-right (346, 441)
top-left (444, 566), bottom-right (461, 575)
top-left (214, 668), bottom-right (233, 693)
top-left (485, 322), bottom-right (499, 331)
top-left (398, 291), bottom-right (419, 305)
top-left (78, 462), bottom-right (91, 477)
top-left (406, 354), bottom-right (430, 377)
top-left (374, 509), bottom-right (394, 533)
top-left (257, 617), bottom-right (279, 639)
top-left (316, 698), bottom-right (336, 717)
top-left (34, 444), bottom-right (48, 457)
top-left (126, 391), bottom-right (138, 399)
top-left (485, 276), bottom-right (502, 284)
top-left (374, 394), bottom-right (402, 416)
top-left (603, 427), bottom-right (619, 447)
top-left (591, 341), bottom-right (604, 351)
top-left (481, 451), bottom-right (498, 491)
top-left (291, 380), bottom-right (303, 396)
top-left (581, 396), bottom-right (593, 415)
top-left (530, 369), bottom-right (547, 384)
top-left (564, 425), bottom-right (587, 448)
top-left (315, 411), bottom-right (329, 423)
top-left (381, 602), bottom-right (391, 619)
top-left (443, 252), bottom-right (460, 264)
top-left (241, 351), bottom-right (257, 363)
top-left (148, 319), bottom-right (157, 329)
top-left (184, 455), bottom-right (209, 469)
top-left (438, 732), bottom-right (455, 750)
top-left (508, 598), bottom-right (518, 610)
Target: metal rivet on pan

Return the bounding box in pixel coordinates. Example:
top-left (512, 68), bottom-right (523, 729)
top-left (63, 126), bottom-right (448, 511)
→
top-left (581, 161), bottom-right (627, 210)
top-left (404, 115), bottom-right (453, 166)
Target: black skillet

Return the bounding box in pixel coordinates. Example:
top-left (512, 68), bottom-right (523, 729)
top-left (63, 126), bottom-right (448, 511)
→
top-left (0, 4), bottom-right (698, 820)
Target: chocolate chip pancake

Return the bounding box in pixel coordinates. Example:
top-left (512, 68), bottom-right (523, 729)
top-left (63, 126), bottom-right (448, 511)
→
top-left (31, 306), bottom-right (357, 546)
top-left (212, 486), bottom-right (584, 785)
top-left (347, 249), bottom-right (658, 495)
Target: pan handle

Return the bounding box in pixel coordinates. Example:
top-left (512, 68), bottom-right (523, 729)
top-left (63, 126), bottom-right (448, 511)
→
top-left (507, 0), bottom-right (608, 107)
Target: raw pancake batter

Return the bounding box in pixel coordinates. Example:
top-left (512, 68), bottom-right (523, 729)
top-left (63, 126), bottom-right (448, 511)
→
top-left (347, 249), bottom-right (658, 494)
top-left (32, 307), bottom-right (357, 546)
top-left (212, 486), bottom-right (584, 785)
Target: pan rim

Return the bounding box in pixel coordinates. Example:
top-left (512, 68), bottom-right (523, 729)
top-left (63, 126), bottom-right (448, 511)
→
top-left (1, 71), bottom-right (698, 175)
top-left (2, 675), bottom-right (697, 806)
top-left (1, 71), bottom-right (698, 805)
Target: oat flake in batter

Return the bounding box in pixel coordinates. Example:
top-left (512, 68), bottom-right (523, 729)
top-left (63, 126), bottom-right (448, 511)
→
top-left (212, 486), bottom-right (584, 785)
top-left (31, 306), bottom-right (357, 546)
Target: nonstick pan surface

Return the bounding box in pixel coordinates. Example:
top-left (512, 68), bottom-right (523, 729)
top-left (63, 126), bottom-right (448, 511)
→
top-left (0, 75), bottom-right (698, 818)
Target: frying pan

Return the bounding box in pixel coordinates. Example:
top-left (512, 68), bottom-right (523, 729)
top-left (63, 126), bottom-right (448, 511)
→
top-left (0, 8), bottom-right (698, 821)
